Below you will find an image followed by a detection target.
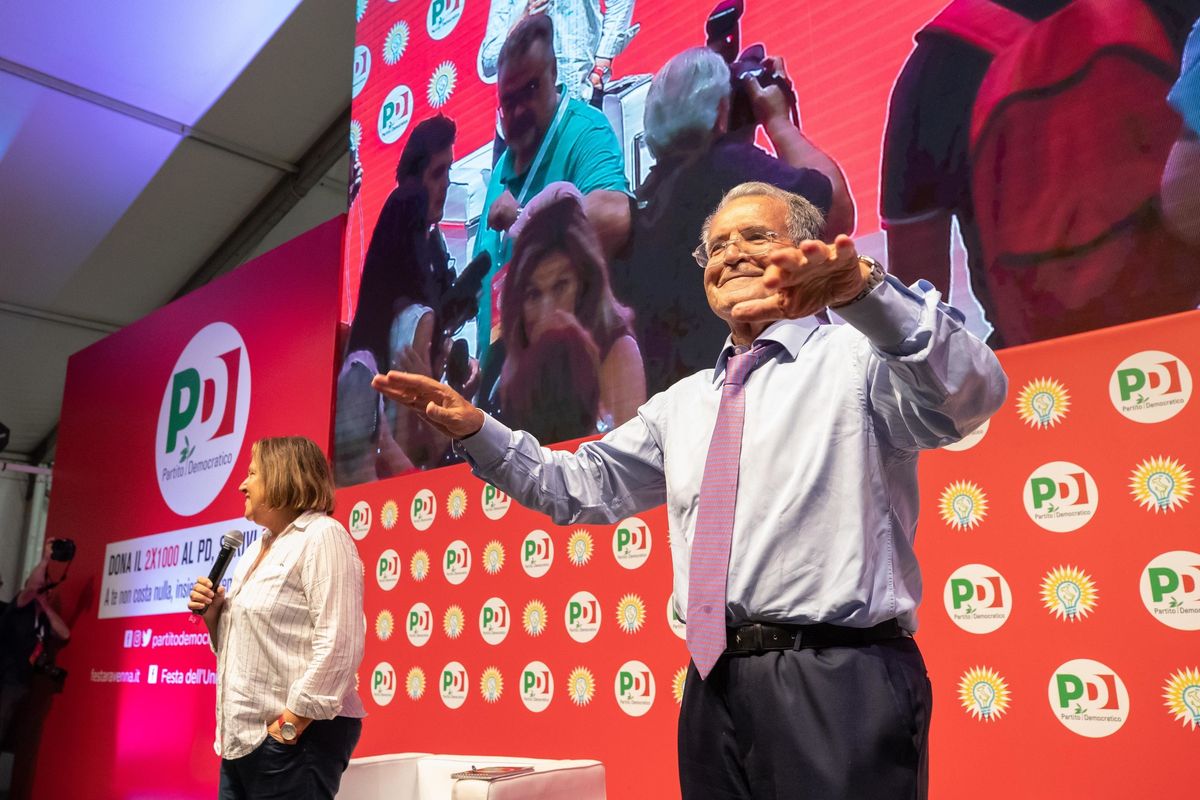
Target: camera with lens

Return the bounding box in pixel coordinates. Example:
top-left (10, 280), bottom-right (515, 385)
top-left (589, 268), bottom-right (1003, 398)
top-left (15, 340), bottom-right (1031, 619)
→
top-left (31, 651), bottom-right (68, 692)
top-left (50, 538), bottom-right (76, 562)
top-left (705, 0), bottom-right (800, 135)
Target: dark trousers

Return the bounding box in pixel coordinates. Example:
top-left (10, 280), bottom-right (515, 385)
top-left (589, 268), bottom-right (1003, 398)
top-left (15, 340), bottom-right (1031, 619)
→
top-left (218, 716), bottom-right (362, 800)
top-left (678, 638), bottom-right (931, 800)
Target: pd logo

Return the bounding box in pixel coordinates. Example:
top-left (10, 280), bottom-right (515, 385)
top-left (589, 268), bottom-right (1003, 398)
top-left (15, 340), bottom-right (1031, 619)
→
top-left (378, 85), bottom-right (413, 144)
top-left (376, 549), bottom-right (401, 591)
top-left (615, 660), bottom-right (656, 717)
top-left (520, 661), bottom-right (554, 713)
top-left (478, 597), bottom-right (511, 645)
top-left (351, 44), bottom-right (370, 98)
top-left (348, 500), bottom-right (372, 540)
top-left (406, 602), bottom-right (432, 647)
top-left (941, 418), bottom-right (989, 452)
top-left (1139, 551), bottom-right (1200, 631)
top-left (481, 483), bottom-right (511, 520)
top-left (440, 661), bottom-right (468, 710)
top-left (1048, 659), bottom-right (1129, 737)
top-left (1023, 461), bottom-right (1099, 532)
top-left (371, 662), bottom-right (396, 706)
top-left (155, 322), bottom-right (251, 516)
top-left (410, 488), bottom-right (436, 530)
top-left (943, 564), bottom-right (1012, 634)
top-left (521, 529), bottom-right (554, 578)
top-left (1109, 350), bottom-right (1192, 423)
top-left (565, 591), bottom-right (602, 643)
top-left (426, 0), bottom-right (464, 41)
top-left (667, 595), bottom-right (687, 640)
top-left (612, 517), bottom-right (652, 569)
top-left (443, 539), bottom-right (471, 585)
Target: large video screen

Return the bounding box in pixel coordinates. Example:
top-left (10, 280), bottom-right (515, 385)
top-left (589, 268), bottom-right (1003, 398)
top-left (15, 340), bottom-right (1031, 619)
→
top-left (337, 0), bottom-right (1200, 484)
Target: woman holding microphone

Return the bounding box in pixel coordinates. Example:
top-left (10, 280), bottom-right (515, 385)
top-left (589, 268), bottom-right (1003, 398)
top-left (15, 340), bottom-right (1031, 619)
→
top-left (189, 436), bottom-right (365, 800)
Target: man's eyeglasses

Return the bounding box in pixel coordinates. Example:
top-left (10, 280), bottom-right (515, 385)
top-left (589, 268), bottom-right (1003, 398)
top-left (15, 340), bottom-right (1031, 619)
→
top-left (693, 230), bottom-right (793, 268)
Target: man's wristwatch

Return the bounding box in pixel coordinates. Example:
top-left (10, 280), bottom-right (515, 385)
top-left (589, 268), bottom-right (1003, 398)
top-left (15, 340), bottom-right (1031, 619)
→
top-left (278, 715), bottom-right (298, 742)
top-left (832, 255), bottom-right (886, 308)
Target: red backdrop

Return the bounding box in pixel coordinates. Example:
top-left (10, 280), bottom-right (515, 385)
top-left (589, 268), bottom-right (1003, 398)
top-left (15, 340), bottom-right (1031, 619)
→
top-left (29, 217), bottom-right (345, 800)
top-left (340, 311), bottom-right (1199, 798)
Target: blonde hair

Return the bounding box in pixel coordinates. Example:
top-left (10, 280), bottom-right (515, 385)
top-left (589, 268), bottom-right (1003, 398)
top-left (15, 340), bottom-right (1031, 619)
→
top-left (251, 436), bottom-right (336, 515)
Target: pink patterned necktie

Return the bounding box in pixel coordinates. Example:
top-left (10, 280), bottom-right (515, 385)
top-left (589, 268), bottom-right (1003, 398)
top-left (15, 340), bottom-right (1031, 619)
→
top-left (687, 340), bottom-right (781, 679)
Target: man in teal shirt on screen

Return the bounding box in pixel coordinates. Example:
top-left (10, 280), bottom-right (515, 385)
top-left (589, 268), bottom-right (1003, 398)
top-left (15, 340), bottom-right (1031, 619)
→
top-left (473, 13), bottom-right (630, 374)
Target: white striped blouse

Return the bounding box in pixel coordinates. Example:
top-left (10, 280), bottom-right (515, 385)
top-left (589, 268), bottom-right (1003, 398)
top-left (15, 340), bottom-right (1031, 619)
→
top-left (212, 511), bottom-right (366, 759)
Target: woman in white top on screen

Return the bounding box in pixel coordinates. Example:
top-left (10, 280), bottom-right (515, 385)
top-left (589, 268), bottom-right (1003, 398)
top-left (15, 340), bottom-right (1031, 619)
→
top-left (189, 436), bottom-right (366, 800)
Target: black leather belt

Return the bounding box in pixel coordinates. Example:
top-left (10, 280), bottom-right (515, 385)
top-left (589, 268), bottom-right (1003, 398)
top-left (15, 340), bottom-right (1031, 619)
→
top-left (726, 619), bottom-right (904, 653)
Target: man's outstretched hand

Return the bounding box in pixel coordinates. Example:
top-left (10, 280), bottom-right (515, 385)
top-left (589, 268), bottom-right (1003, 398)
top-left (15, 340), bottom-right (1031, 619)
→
top-left (372, 372), bottom-right (485, 440)
top-left (731, 234), bottom-right (870, 323)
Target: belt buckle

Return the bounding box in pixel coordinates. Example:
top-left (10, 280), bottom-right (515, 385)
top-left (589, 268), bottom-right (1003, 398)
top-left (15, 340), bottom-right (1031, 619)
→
top-left (734, 624), bottom-right (763, 653)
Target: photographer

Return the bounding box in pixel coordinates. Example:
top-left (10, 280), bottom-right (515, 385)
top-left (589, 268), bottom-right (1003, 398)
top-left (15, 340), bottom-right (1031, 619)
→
top-left (613, 46), bottom-right (853, 395)
top-left (0, 538), bottom-right (72, 743)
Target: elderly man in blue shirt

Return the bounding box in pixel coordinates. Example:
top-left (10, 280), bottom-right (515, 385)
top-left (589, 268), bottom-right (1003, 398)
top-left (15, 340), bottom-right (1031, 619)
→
top-left (375, 180), bottom-right (1008, 799)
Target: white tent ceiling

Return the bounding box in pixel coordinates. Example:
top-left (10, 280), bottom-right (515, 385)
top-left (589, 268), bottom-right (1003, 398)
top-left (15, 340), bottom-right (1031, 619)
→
top-left (0, 0), bottom-right (355, 462)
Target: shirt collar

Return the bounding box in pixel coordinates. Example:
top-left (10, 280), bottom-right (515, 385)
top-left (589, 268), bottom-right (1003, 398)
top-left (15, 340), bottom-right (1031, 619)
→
top-left (269, 510), bottom-right (322, 539)
top-left (712, 316), bottom-right (824, 384)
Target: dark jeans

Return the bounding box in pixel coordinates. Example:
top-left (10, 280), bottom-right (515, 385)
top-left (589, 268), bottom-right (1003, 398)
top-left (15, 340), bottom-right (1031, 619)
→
top-left (678, 637), bottom-right (932, 800)
top-left (218, 716), bottom-right (362, 800)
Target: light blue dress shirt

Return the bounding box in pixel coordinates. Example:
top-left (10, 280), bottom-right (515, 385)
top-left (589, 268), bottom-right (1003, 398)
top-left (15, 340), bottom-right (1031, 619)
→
top-left (459, 276), bottom-right (1008, 632)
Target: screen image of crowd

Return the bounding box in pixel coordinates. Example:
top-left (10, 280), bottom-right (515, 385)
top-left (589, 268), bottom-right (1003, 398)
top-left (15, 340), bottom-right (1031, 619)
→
top-left (334, 0), bottom-right (1200, 485)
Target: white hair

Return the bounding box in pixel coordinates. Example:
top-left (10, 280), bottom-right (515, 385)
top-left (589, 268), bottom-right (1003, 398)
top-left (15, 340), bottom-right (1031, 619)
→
top-left (701, 182), bottom-right (826, 248)
top-left (643, 48), bottom-right (731, 159)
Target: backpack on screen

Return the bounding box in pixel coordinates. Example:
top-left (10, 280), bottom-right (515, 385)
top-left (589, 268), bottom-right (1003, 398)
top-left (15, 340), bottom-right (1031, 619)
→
top-left (926, 0), bottom-right (1198, 345)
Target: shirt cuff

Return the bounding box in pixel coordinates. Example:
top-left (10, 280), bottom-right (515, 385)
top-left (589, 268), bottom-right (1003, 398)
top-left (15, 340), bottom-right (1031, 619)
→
top-left (457, 413), bottom-right (513, 468)
top-left (287, 685), bottom-right (340, 720)
top-left (832, 275), bottom-right (923, 351)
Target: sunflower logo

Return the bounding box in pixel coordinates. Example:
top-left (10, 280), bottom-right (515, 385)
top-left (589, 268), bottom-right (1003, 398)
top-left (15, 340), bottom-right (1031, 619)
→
top-left (1040, 566), bottom-right (1098, 621)
top-left (671, 667), bottom-right (688, 704)
top-left (410, 549), bottom-right (430, 582)
top-left (442, 605), bottom-right (465, 639)
top-left (1163, 667), bottom-right (1200, 729)
top-left (380, 499), bottom-right (400, 530)
top-left (446, 487), bottom-right (468, 519)
top-left (1129, 456), bottom-right (1193, 513)
top-left (1016, 377), bottom-right (1070, 428)
top-left (382, 20), bottom-right (409, 65)
top-left (355, 0), bottom-right (368, 23)
top-left (406, 667), bottom-right (426, 700)
top-left (616, 594), bottom-right (646, 634)
top-left (938, 481), bottom-right (988, 530)
top-left (567, 667), bottom-right (595, 706)
top-left (427, 61), bottom-right (458, 108)
top-left (483, 540), bottom-right (505, 574)
top-left (349, 119), bottom-right (363, 153)
top-left (567, 529), bottom-right (594, 566)
top-left (375, 610), bottom-right (395, 641)
top-left (957, 666), bottom-right (1011, 721)
top-left (523, 600), bottom-right (548, 636)
top-left (480, 667), bottom-right (504, 704)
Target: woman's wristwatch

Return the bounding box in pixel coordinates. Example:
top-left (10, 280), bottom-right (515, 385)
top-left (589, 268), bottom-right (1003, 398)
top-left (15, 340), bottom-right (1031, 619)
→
top-left (277, 715), bottom-right (298, 742)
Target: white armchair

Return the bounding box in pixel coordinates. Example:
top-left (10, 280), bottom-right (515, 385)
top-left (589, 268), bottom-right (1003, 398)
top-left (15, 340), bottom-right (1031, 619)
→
top-left (337, 753), bottom-right (606, 800)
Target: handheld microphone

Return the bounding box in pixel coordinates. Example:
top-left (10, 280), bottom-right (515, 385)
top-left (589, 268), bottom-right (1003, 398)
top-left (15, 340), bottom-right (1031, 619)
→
top-left (192, 530), bottom-right (245, 615)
